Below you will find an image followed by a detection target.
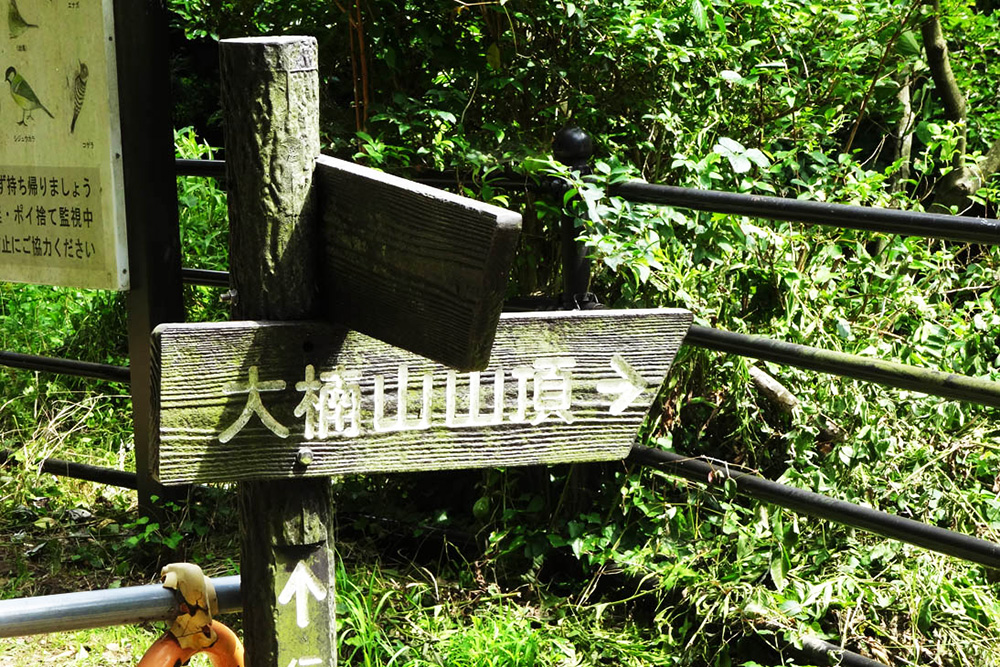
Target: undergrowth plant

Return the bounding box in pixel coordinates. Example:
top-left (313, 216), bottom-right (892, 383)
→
top-left (175, 126), bottom-right (230, 323)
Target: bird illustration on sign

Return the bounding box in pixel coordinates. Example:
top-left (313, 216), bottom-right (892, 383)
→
top-left (70, 61), bottom-right (88, 133)
top-left (8, 0), bottom-right (37, 39)
top-left (6, 66), bottom-right (54, 125)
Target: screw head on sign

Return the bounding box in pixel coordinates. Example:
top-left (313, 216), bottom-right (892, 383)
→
top-left (296, 447), bottom-right (314, 467)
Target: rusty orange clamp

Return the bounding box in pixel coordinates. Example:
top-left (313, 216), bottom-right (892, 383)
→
top-left (137, 563), bottom-right (245, 667)
top-left (137, 620), bottom-right (244, 667)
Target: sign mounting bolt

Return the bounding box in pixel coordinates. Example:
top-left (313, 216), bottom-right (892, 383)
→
top-left (296, 447), bottom-right (314, 467)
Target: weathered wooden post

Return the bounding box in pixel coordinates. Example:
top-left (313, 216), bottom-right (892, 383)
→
top-left (219, 36), bottom-right (335, 667)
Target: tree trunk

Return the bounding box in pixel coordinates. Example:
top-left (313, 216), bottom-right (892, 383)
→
top-left (921, 0), bottom-right (977, 212)
top-left (921, 0), bottom-right (967, 165)
top-left (892, 71), bottom-right (915, 193)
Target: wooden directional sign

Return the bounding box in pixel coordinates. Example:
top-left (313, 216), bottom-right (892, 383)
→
top-left (315, 154), bottom-right (521, 371)
top-left (151, 309), bottom-right (692, 485)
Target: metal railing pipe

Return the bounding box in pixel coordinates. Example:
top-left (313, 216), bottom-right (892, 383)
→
top-left (0, 575), bottom-right (241, 637)
top-left (612, 180), bottom-right (1000, 245)
top-left (181, 267), bottom-right (230, 287)
top-left (173, 159), bottom-right (1000, 245)
top-left (0, 449), bottom-right (137, 489)
top-left (175, 158), bottom-right (226, 179)
top-left (0, 351), bottom-right (130, 384)
top-left (685, 325), bottom-right (1000, 408)
top-left (798, 635), bottom-right (888, 667)
top-left (174, 157), bottom-right (541, 194)
top-left (629, 445), bottom-right (1000, 569)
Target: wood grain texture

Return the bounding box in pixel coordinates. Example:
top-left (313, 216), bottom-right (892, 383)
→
top-left (315, 155), bottom-right (521, 371)
top-left (152, 309), bottom-right (692, 485)
top-left (236, 478), bottom-right (336, 667)
top-left (219, 37), bottom-right (335, 667)
top-left (221, 37), bottom-right (321, 321)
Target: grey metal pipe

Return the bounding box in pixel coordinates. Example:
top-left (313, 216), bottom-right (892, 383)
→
top-left (685, 325), bottom-right (1000, 409)
top-left (0, 575), bottom-right (241, 638)
top-left (629, 445), bottom-right (1000, 569)
top-left (0, 570), bottom-right (891, 666)
top-left (174, 159), bottom-right (1000, 246)
top-left (175, 158), bottom-right (226, 179)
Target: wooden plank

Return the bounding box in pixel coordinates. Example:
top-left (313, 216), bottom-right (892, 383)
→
top-left (152, 308), bottom-right (692, 485)
top-left (315, 154), bottom-right (521, 371)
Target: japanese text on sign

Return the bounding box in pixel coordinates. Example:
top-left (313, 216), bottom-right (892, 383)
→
top-left (219, 354), bottom-right (644, 443)
top-left (0, 166), bottom-right (101, 268)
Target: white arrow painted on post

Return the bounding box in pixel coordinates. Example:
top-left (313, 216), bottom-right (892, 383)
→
top-left (287, 659), bottom-right (323, 667)
top-left (596, 354), bottom-right (648, 415)
top-left (277, 561), bottom-right (328, 629)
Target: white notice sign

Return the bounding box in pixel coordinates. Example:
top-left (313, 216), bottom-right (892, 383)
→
top-left (0, 0), bottom-right (126, 289)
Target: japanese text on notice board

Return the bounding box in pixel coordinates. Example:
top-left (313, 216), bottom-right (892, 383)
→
top-left (0, 166), bottom-right (102, 266)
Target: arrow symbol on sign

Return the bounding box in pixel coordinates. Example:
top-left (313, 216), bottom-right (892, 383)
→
top-left (596, 354), bottom-right (648, 415)
top-left (277, 561), bottom-right (328, 629)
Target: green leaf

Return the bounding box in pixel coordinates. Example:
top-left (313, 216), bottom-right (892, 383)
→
top-left (916, 121), bottom-right (942, 145)
top-left (473, 496), bottom-right (491, 520)
top-left (838, 444), bottom-right (855, 465)
top-left (770, 547), bottom-right (789, 591)
top-left (897, 30), bottom-right (921, 57)
top-left (33, 516), bottom-right (57, 530)
top-left (486, 42), bottom-right (502, 70)
top-left (691, 0), bottom-right (708, 32)
top-left (728, 154), bottom-right (752, 174)
top-left (714, 137), bottom-right (754, 174)
top-left (636, 262), bottom-right (651, 283)
top-left (835, 317), bottom-right (853, 340)
top-left (716, 137), bottom-right (745, 154)
top-left (744, 148), bottom-right (771, 169)
top-left (917, 598), bottom-right (933, 635)
top-left (162, 532), bottom-right (184, 549)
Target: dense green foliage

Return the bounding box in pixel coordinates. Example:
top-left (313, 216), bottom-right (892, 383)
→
top-left (3, 0), bottom-right (1000, 664)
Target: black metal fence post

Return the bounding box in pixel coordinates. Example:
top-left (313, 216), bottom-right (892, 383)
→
top-left (553, 127), bottom-right (599, 309)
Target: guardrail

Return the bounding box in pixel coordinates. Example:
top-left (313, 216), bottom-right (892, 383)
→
top-left (0, 575), bottom-right (241, 637)
top-left (0, 572), bottom-right (883, 666)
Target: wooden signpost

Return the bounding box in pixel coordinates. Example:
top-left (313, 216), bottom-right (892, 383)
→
top-left (159, 35), bottom-right (692, 667)
top-left (220, 36), bottom-right (334, 667)
top-left (152, 308), bottom-right (691, 485)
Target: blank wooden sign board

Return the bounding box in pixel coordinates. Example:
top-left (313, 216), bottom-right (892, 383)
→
top-left (315, 155), bottom-right (520, 372)
top-left (151, 308), bottom-right (693, 486)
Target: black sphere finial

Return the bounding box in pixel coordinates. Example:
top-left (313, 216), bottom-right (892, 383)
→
top-left (553, 127), bottom-right (593, 170)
